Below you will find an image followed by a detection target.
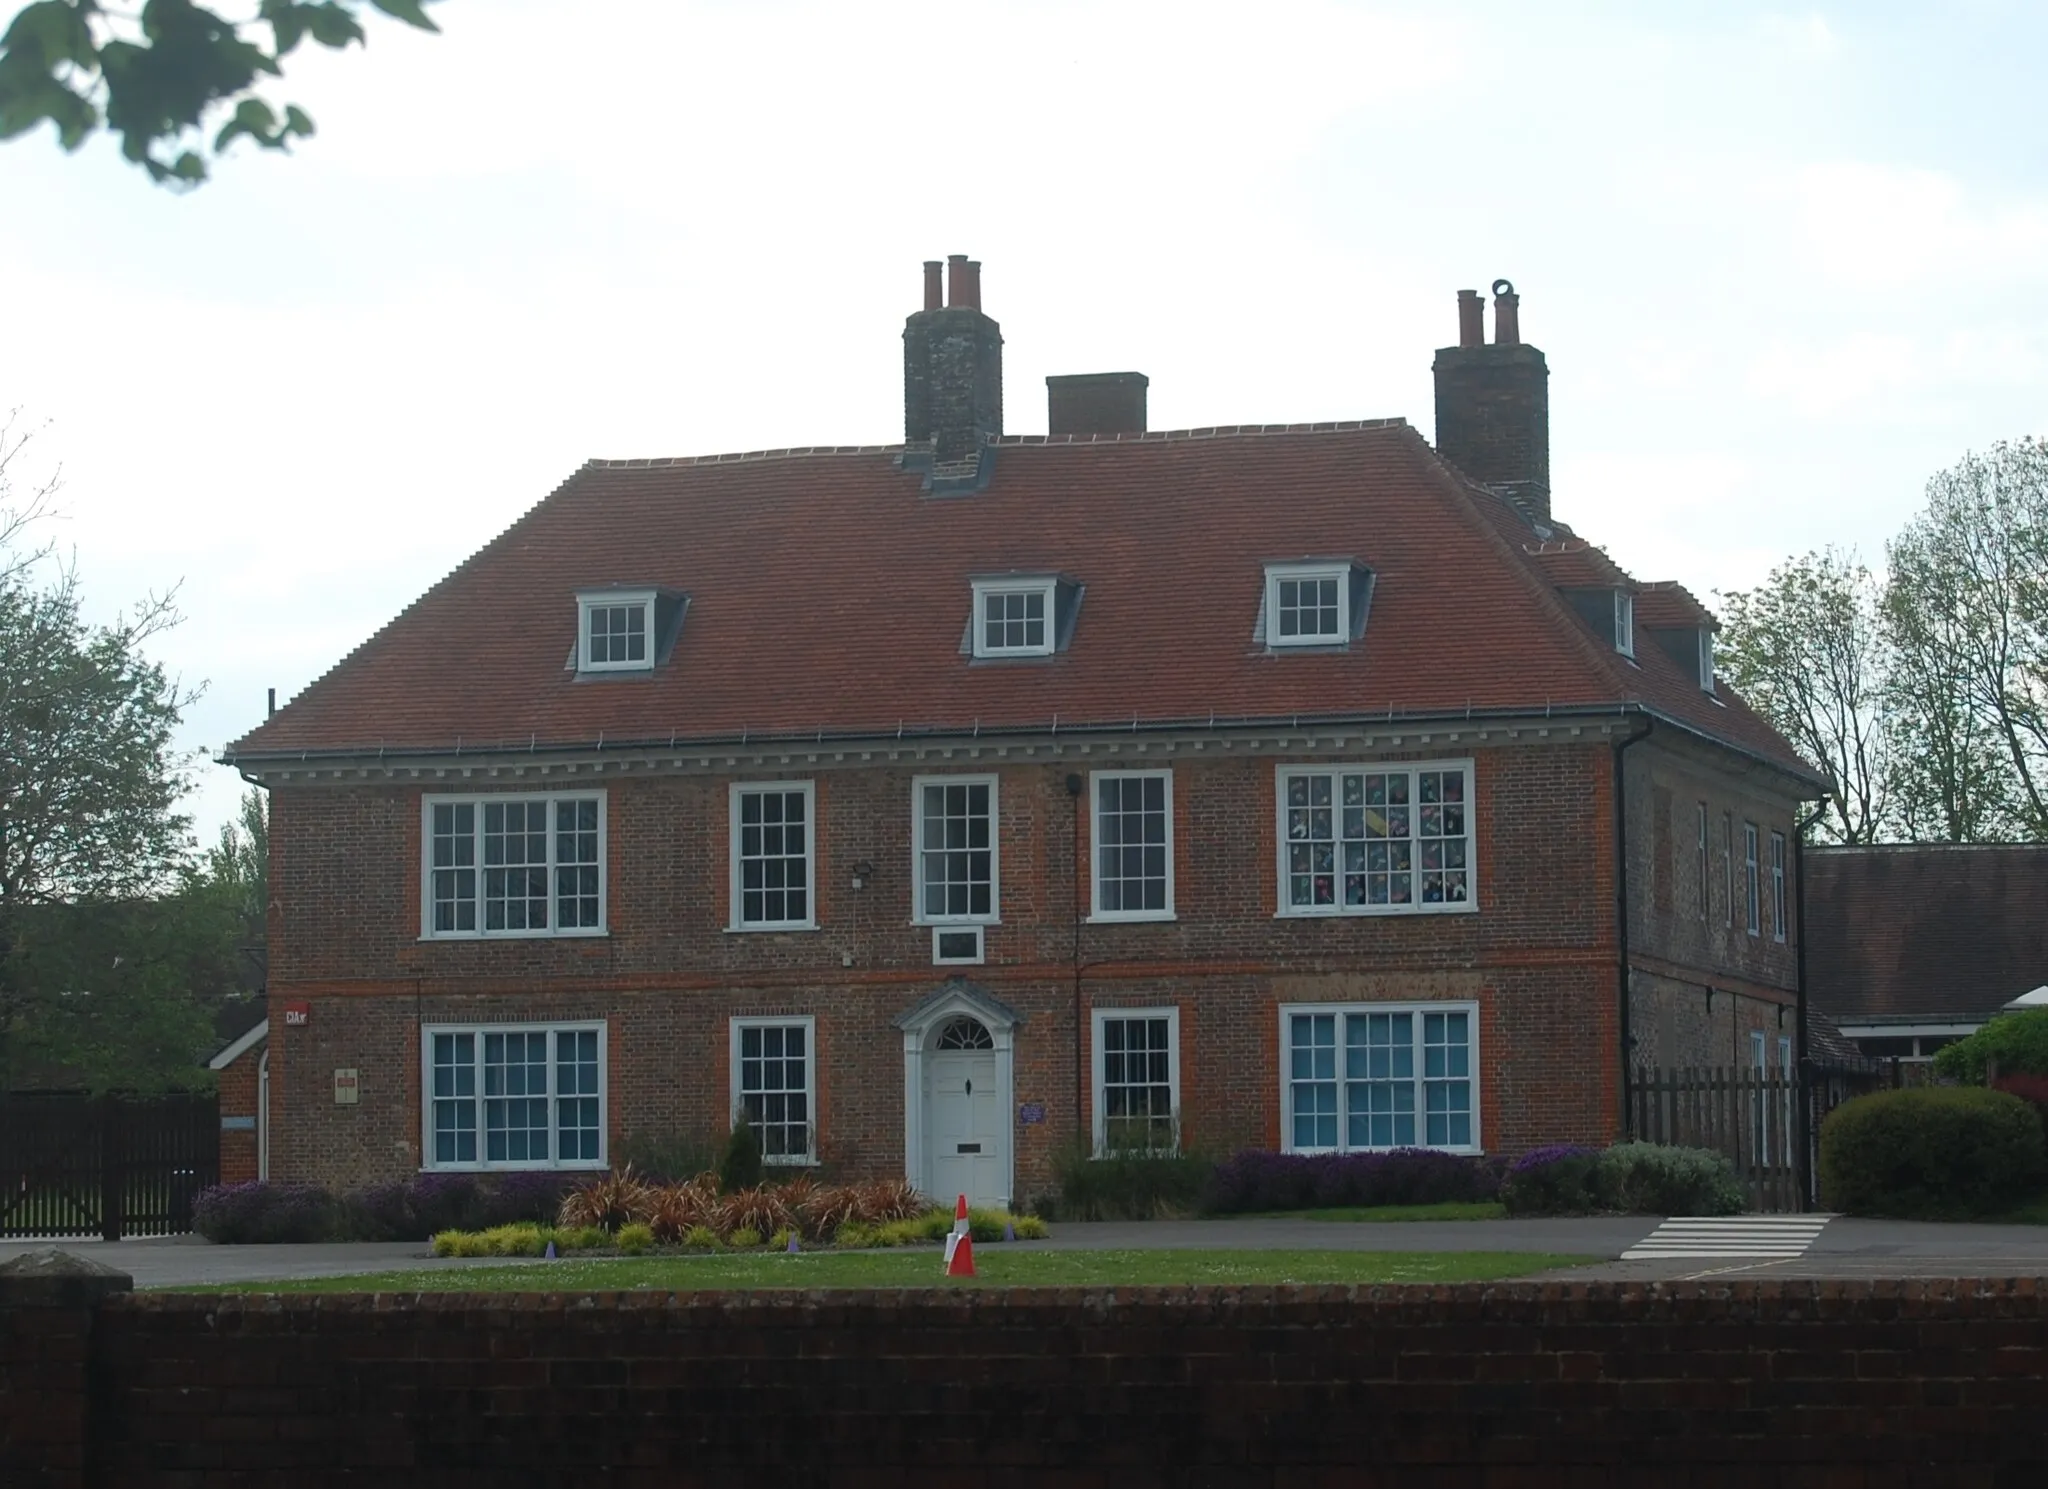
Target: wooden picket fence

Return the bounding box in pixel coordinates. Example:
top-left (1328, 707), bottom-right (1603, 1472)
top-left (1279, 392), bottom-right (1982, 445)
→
top-left (0, 1091), bottom-right (219, 1239)
top-left (1629, 1066), bottom-right (1801, 1213)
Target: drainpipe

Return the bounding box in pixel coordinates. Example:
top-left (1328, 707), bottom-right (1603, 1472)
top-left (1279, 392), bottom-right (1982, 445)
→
top-left (1066, 773), bottom-right (1086, 1154)
top-left (1791, 801), bottom-right (1828, 1211)
top-left (1613, 715), bottom-right (1655, 1139)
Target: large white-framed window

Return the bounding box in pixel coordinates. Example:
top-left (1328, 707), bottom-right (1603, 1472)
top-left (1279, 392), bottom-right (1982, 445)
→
top-left (1264, 562), bottom-right (1349, 647)
top-left (970, 577), bottom-right (1057, 659)
top-left (730, 1015), bottom-right (816, 1165)
top-left (729, 781), bottom-right (816, 931)
top-left (1276, 760), bottom-right (1474, 916)
top-left (912, 775), bottom-right (999, 924)
top-left (422, 793), bottom-right (605, 939)
top-left (1090, 769), bottom-right (1174, 922)
top-left (1614, 590), bottom-right (1636, 658)
top-left (1770, 831), bottom-right (1788, 943)
top-left (1093, 1007), bottom-right (1180, 1154)
top-left (1281, 1003), bottom-right (1479, 1154)
top-left (423, 1022), bottom-right (605, 1171)
top-left (577, 589), bottom-right (656, 673)
top-left (1744, 822), bottom-right (1761, 937)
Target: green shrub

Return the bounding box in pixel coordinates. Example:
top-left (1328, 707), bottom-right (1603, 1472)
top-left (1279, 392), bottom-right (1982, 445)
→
top-left (558, 1225), bottom-right (610, 1251)
top-left (1499, 1146), bottom-right (1602, 1215)
top-left (729, 1227), bottom-right (763, 1249)
top-left (768, 1227), bottom-right (796, 1251)
top-left (1932, 1009), bottom-right (2048, 1084)
top-left (1045, 1142), bottom-right (1215, 1220)
top-left (718, 1118), bottom-right (763, 1194)
top-left (1820, 1086), bottom-right (2047, 1218)
top-left (615, 1222), bottom-right (655, 1255)
top-left (834, 1220), bottom-right (874, 1248)
top-left (681, 1224), bottom-right (721, 1250)
top-left (1596, 1143), bottom-right (1745, 1216)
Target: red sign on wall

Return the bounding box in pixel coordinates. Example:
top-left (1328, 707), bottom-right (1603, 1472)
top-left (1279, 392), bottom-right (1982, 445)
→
top-left (282, 1002), bottom-right (310, 1027)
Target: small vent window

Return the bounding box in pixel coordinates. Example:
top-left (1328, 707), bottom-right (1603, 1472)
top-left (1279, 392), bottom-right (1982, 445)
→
top-left (934, 1016), bottom-right (994, 1050)
top-left (1699, 629), bottom-right (1716, 693)
top-left (1614, 590), bottom-right (1635, 659)
top-left (577, 590), bottom-right (658, 674)
top-left (970, 578), bottom-right (1057, 658)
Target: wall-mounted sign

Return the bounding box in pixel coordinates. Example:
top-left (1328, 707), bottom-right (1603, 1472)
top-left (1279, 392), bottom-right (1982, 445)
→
top-left (282, 1002), bottom-right (310, 1026)
top-left (1018, 1102), bottom-right (1046, 1126)
top-left (220, 1115), bottom-right (256, 1132)
top-left (333, 1068), bottom-right (360, 1106)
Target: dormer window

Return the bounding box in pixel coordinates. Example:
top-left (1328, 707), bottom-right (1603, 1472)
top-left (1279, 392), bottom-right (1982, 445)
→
top-left (1614, 589), bottom-right (1635, 659)
top-left (1260, 561), bottom-right (1373, 650)
top-left (972, 577), bottom-right (1056, 658)
top-left (1699, 629), bottom-right (1716, 693)
top-left (577, 590), bottom-right (656, 673)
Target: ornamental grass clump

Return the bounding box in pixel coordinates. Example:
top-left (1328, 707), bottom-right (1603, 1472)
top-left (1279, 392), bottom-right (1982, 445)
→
top-left (645, 1175), bottom-right (719, 1242)
top-left (557, 1166), bottom-right (654, 1231)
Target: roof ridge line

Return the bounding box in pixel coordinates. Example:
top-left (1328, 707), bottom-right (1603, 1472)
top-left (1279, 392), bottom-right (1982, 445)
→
top-left (579, 419), bottom-right (1415, 470)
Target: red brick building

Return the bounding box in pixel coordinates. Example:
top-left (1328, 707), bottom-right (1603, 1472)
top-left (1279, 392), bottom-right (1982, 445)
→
top-left (224, 264), bottom-right (1822, 1207)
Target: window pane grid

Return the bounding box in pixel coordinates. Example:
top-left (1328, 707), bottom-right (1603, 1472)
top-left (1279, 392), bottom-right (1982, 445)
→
top-left (919, 781), bottom-right (993, 920)
top-left (1290, 1008), bottom-right (1474, 1153)
top-left (1284, 767), bottom-right (1467, 912)
top-left (427, 796), bottom-right (602, 937)
top-left (738, 1023), bottom-right (812, 1161)
top-left (737, 788), bottom-right (811, 926)
top-left (1277, 575), bottom-right (1341, 640)
top-left (586, 602), bottom-right (648, 666)
top-left (1096, 774), bottom-right (1169, 915)
top-left (981, 588), bottom-right (1047, 652)
top-left (1101, 1015), bottom-right (1174, 1151)
top-left (429, 1027), bottom-right (601, 1170)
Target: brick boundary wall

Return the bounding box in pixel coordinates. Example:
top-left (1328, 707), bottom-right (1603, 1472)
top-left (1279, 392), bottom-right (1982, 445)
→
top-left (6, 1263), bottom-right (2048, 1485)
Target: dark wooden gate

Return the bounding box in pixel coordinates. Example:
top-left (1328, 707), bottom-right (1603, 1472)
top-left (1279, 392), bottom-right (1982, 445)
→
top-left (1, 1091), bottom-right (219, 1239)
top-left (1629, 1066), bottom-right (1800, 1213)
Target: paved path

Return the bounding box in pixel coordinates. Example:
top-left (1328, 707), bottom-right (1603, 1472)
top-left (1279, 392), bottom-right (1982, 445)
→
top-left (6, 1214), bottom-right (2045, 1288)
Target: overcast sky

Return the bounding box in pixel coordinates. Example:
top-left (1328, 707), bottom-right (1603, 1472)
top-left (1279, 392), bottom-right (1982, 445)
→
top-left (4, 0), bottom-right (2044, 843)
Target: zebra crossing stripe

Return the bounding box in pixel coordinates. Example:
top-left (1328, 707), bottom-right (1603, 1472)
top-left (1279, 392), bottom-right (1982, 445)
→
top-left (1621, 1215), bottom-right (1832, 1260)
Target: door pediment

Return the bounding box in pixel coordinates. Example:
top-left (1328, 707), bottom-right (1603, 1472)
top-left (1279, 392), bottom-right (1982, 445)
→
top-left (891, 977), bottom-right (1027, 1039)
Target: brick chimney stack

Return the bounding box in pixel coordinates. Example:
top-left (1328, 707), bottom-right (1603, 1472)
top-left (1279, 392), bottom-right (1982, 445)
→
top-left (1432, 279), bottom-right (1551, 525)
top-left (904, 254), bottom-right (1003, 464)
top-left (1046, 372), bottom-right (1149, 437)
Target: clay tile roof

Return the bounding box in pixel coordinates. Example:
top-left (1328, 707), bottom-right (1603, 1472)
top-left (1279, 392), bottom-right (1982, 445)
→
top-left (1806, 844), bottom-right (2048, 1022)
top-left (1520, 539), bottom-right (1632, 590)
top-left (1635, 581), bottom-right (1718, 631)
top-left (226, 422), bottom-right (1821, 785)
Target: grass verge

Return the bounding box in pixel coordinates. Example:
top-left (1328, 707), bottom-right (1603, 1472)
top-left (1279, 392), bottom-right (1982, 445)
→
top-left (1244, 1202), bottom-right (1508, 1223)
top-left (168, 1249), bottom-right (1591, 1293)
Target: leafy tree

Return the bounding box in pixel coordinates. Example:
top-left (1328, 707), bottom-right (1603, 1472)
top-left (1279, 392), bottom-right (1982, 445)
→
top-left (0, 416), bottom-right (221, 1089)
top-left (1718, 548), bottom-right (1895, 843)
top-left (204, 785), bottom-right (267, 990)
top-left (0, 0), bottom-right (440, 186)
top-left (1885, 441), bottom-right (2048, 839)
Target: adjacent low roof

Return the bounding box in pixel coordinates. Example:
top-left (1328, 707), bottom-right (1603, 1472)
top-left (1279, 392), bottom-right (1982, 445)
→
top-left (226, 421), bottom-right (1816, 781)
top-left (1806, 844), bottom-right (2048, 1022)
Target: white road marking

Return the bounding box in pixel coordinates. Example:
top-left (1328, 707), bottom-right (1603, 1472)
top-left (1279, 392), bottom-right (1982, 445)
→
top-left (1621, 1215), bottom-right (1833, 1260)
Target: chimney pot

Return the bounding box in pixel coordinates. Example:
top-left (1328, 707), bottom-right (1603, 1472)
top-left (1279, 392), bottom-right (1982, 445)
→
top-left (905, 254), bottom-right (1004, 463)
top-left (1492, 278), bottom-right (1520, 345)
top-left (1456, 289), bottom-right (1484, 348)
top-left (1432, 278), bottom-right (1549, 524)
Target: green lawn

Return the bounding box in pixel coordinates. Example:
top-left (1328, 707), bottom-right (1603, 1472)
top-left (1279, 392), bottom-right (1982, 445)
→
top-left (1244, 1201), bottom-right (1507, 1223)
top-left (170, 1248), bottom-right (1591, 1294)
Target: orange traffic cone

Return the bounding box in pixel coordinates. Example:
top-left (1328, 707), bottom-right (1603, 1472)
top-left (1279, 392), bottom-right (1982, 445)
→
top-left (943, 1193), bottom-right (976, 1277)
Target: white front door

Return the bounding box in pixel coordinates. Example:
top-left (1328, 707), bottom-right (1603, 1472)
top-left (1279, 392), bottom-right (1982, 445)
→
top-left (925, 1021), bottom-right (1005, 1208)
